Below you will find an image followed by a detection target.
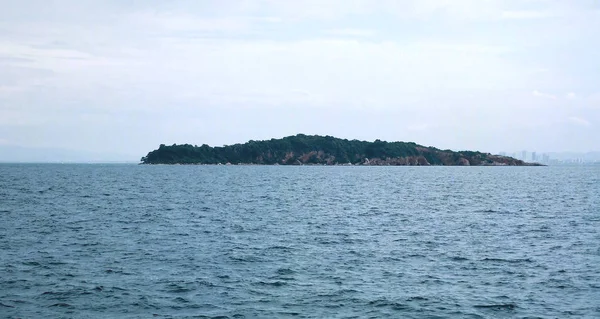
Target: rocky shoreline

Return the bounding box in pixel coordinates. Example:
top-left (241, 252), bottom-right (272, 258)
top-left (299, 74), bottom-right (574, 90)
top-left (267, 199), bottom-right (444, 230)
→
top-left (140, 134), bottom-right (543, 166)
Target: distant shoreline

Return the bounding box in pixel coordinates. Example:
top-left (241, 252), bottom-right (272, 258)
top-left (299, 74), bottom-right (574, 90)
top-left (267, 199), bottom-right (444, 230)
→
top-left (140, 134), bottom-right (544, 166)
top-left (139, 163), bottom-right (545, 167)
top-left (0, 161), bottom-right (139, 164)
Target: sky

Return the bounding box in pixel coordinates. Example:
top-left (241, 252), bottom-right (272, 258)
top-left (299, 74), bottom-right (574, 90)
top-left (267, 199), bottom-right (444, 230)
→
top-left (0, 0), bottom-right (599, 161)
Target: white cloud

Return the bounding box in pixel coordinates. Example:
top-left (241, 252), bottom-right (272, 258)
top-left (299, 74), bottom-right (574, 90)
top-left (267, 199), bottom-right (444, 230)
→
top-left (253, 0), bottom-right (583, 22)
top-left (0, 36), bottom-right (527, 111)
top-left (130, 13), bottom-right (249, 33)
top-left (0, 0), bottom-right (598, 154)
top-left (407, 123), bottom-right (432, 131)
top-left (587, 93), bottom-right (600, 108)
top-left (567, 116), bottom-right (591, 127)
top-left (501, 10), bottom-right (555, 20)
top-left (566, 92), bottom-right (576, 99)
top-left (410, 42), bottom-right (513, 54)
top-left (0, 85), bottom-right (26, 96)
top-left (532, 90), bottom-right (557, 100)
top-left (290, 89), bottom-right (312, 97)
top-left (325, 29), bottom-right (375, 37)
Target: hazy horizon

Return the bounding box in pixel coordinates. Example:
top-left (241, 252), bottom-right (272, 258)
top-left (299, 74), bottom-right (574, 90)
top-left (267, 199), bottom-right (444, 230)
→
top-left (1, 134), bottom-right (599, 163)
top-left (1, 1), bottom-right (599, 160)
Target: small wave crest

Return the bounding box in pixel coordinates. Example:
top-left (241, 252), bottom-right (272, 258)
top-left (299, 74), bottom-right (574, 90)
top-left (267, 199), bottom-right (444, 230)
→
top-left (474, 303), bottom-right (517, 310)
top-left (368, 298), bottom-right (411, 311)
top-left (482, 258), bottom-right (533, 263)
top-left (255, 280), bottom-right (287, 287)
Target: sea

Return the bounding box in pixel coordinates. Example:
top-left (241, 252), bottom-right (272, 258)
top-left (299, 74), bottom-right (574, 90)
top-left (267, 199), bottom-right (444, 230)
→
top-left (0, 164), bottom-right (599, 318)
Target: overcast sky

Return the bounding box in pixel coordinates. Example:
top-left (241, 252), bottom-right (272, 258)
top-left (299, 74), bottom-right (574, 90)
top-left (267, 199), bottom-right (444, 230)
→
top-left (1, 0), bottom-right (599, 160)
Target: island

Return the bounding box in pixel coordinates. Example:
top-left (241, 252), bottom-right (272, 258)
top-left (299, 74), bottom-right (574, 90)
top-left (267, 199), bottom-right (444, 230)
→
top-left (140, 134), bottom-right (542, 166)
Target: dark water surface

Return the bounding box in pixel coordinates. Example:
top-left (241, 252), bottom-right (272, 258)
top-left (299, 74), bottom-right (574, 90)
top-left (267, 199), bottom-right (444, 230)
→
top-left (1, 164), bottom-right (599, 318)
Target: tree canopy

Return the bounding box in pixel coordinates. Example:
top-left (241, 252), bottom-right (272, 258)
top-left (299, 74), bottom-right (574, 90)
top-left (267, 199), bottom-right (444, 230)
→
top-left (140, 134), bottom-right (537, 166)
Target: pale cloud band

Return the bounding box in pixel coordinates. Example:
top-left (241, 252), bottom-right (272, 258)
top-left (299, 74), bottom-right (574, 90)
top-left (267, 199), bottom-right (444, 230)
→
top-left (0, 0), bottom-right (598, 157)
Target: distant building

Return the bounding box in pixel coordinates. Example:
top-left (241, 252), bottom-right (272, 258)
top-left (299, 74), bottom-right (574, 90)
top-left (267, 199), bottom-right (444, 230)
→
top-left (521, 150), bottom-right (527, 161)
top-left (542, 154), bottom-right (550, 163)
top-left (531, 152), bottom-right (537, 162)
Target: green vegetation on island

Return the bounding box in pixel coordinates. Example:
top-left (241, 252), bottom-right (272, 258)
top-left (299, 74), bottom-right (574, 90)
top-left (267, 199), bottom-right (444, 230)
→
top-left (141, 134), bottom-right (541, 166)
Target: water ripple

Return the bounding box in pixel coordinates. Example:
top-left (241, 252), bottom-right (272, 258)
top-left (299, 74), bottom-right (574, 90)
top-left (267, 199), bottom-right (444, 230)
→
top-left (1, 164), bottom-right (599, 318)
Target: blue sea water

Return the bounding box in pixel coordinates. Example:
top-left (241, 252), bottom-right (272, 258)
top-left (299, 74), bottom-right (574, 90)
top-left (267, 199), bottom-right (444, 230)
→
top-left (0, 164), bottom-right (599, 318)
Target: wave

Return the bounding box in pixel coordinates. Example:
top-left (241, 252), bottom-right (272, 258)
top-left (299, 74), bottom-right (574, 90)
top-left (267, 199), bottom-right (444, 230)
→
top-left (482, 258), bottom-right (533, 263)
top-left (368, 298), bottom-right (411, 311)
top-left (474, 303), bottom-right (517, 310)
top-left (255, 280), bottom-right (287, 287)
top-left (275, 268), bottom-right (295, 275)
top-left (450, 256), bottom-right (470, 261)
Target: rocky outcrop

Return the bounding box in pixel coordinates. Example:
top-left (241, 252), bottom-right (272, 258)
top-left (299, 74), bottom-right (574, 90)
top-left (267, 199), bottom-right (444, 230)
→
top-left (359, 156), bottom-right (431, 166)
top-left (457, 158), bottom-right (470, 166)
